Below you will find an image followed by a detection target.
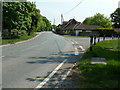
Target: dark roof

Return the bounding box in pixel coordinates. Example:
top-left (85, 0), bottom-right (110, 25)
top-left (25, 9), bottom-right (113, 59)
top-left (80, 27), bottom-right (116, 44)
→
top-left (75, 23), bottom-right (103, 30)
top-left (62, 19), bottom-right (103, 30)
top-left (62, 19), bottom-right (80, 30)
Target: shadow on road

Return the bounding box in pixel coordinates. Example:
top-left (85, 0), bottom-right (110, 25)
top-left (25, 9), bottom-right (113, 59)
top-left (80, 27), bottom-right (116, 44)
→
top-left (26, 50), bottom-right (78, 64)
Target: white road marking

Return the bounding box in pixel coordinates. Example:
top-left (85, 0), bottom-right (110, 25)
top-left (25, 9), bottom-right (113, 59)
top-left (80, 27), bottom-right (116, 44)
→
top-left (79, 46), bottom-right (85, 51)
top-left (55, 64), bottom-right (75, 88)
top-left (75, 47), bottom-right (79, 55)
top-left (72, 40), bottom-right (78, 44)
top-left (35, 59), bottom-right (68, 89)
top-left (72, 42), bottom-right (74, 44)
top-left (74, 41), bottom-right (78, 44)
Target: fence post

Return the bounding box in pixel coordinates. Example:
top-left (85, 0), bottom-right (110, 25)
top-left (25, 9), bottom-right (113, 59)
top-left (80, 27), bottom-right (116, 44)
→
top-left (90, 36), bottom-right (93, 52)
top-left (94, 35), bottom-right (96, 45)
top-left (103, 35), bottom-right (105, 41)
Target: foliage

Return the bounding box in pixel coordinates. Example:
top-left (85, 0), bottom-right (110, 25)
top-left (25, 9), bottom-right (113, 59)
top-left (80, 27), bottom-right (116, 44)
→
top-left (42, 16), bottom-right (52, 31)
top-left (1, 33), bottom-right (37, 45)
top-left (76, 40), bottom-right (120, 88)
top-left (114, 29), bottom-right (120, 35)
top-left (83, 13), bottom-right (112, 28)
top-left (111, 8), bottom-right (120, 28)
top-left (2, 2), bottom-right (51, 38)
top-left (96, 28), bottom-right (116, 36)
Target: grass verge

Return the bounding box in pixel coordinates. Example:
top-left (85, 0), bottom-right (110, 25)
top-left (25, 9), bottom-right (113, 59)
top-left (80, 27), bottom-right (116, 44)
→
top-left (0, 33), bottom-right (37, 45)
top-left (75, 39), bottom-right (120, 88)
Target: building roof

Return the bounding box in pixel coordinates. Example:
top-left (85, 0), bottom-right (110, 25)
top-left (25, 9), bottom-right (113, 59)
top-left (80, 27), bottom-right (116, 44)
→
top-left (75, 23), bottom-right (103, 30)
top-left (62, 19), bottom-right (103, 30)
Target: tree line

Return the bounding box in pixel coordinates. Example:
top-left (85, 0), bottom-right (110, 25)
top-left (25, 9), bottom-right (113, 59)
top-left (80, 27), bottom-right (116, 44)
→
top-left (83, 8), bottom-right (120, 29)
top-left (2, 2), bottom-right (52, 38)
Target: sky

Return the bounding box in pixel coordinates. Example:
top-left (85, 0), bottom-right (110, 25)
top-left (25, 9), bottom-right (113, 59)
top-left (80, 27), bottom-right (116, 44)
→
top-left (28, 0), bottom-right (120, 25)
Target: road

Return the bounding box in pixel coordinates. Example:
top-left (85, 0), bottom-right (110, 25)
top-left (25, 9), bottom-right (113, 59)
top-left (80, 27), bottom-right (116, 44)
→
top-left (2, 32), bottom-right (89, 88)
top-left (1, 32), bottom-right (115, 89)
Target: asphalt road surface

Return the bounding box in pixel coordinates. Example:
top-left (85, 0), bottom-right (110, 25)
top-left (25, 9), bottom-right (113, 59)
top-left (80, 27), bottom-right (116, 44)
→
top-left (2, 32), bottom-right (89, 89)
top-left (1, 32), bottom-right (114, 89)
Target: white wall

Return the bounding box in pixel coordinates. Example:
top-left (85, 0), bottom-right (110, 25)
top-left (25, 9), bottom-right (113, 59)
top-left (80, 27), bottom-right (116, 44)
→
top-left (75, 30), bottom-right (82, 36)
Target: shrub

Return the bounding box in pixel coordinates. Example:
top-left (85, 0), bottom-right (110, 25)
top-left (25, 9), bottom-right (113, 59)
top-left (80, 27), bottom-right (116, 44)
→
top-left (96, 28), bottom-right (117, 37)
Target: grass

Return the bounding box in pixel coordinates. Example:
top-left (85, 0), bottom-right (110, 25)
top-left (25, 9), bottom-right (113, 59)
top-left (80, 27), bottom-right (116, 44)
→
top-left (0, 33), bottom-right (37, 45)
top-left (76, 39), bottom-right (120, 88)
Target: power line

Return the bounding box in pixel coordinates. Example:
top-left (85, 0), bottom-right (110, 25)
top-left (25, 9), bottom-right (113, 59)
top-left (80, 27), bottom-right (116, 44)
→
top-left (64, 0), bottom-right (84, 15)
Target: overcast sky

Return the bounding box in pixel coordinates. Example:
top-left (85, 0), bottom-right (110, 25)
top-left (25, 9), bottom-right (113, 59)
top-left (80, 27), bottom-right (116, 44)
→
top-left (28, 0), bottom-right (119, 25)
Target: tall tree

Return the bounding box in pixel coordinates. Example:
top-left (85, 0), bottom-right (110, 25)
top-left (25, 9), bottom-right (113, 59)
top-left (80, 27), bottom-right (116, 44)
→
top-left (3, 2), bottom-right (51, 37)
top-left (83, 13), bottom-right (112, 28)
top-left (42, 16), bottom-right (51, 31)
top-left (111, 8), bottom-right (120, 28)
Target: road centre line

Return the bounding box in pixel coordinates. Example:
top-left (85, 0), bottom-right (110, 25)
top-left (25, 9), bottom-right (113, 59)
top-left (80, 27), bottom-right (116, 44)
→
top-left (35, 59), bottom-right (68, 89)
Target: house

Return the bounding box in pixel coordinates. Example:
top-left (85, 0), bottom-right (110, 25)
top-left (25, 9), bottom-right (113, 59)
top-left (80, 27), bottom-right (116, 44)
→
top-left (62, 19), bottom-right (103, 36)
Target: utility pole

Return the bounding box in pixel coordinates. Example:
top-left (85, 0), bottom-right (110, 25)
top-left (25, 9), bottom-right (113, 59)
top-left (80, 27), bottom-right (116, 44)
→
top-left (61, 14), bottom-right (64, 25)
top-left (53, 18), bottom-right (55, 25)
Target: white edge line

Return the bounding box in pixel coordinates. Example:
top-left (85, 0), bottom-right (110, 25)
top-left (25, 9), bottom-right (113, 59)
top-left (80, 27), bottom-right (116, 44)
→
top-left (55, 64), bottom-right (75, 88)
top-left (55, 56), bottom-right (83, 88)
top-left (35, 59), bottom-right (68, 89)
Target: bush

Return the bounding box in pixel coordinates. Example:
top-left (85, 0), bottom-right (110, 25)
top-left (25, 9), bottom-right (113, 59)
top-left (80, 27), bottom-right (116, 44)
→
top-left (96, 28), bottom-right (116, 37)
top-left (19, 30), bottom-right (28, 36)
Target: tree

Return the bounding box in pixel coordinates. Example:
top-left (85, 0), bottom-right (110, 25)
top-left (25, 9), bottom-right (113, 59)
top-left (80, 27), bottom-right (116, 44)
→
top-left (111, 8), bottom-right (120, 28)
top-left (83, 13), bottom-right (112, 28)
top-left (42, 16), bottom-right (51, 31)
top-left (3, 2), bottom-right (51, 38)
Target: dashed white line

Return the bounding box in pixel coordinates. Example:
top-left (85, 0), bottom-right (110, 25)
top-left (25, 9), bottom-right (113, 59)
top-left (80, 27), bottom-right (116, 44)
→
top-left (74, 41), bottom-right (78, 44)
top-left (72, 42), bottom-right (74, 44)
top-left (79, 46), bottom-right (85, 51)
top-left (75, 47), bottom-right (79, 55)
top-left (35, 59), bottom-right (68, 89)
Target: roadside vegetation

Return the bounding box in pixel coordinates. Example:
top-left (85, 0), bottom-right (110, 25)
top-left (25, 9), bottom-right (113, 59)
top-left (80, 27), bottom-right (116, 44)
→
top-left (1, 2), bottom-right (52, 45)
top-left (75, 39), bottom-right (120, 88)
top-left (0, 33), bottom-right (36, 45)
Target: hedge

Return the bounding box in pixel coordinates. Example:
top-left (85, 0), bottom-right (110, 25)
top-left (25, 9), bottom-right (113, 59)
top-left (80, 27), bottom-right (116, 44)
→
top-left (96, 28), bottom-right (119, 37)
